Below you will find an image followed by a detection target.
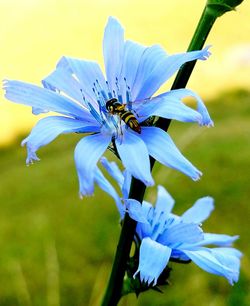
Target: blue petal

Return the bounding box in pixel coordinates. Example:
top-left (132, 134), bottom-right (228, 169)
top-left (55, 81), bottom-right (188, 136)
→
top-left (42, 67), bottom-right (84, 103)
top-left (56, 57), bottom-right (107, 104)
top-left (103, 17), bottom-right (124, 94)
top-left (140, 127), bottom-right (202, 181)
top-left (22, 116), bottom-right (100, 164)
top-left (136, 92), bottom-right (202, 124)
top-left (150, 186), bottom-right (175, 239)
top-left (135, 46), bottom-right (211, 100)
top-left (119, 40), bottom-right (146, 102)
top-left (158, 223), bottom-right (204, 247)
top-left (94, 167), bottom-right (124, 216)
top-left (115, 131), bottom-right (154, 186)
top-left (121, 170), bottom-right (132, 199)
top-left (74, 133), bottom-right (111, 196)
top-left (170, 249), bottom-right (190, 261)
top-left (100, 157), bottom-right (124, 190)
top-left (4, 80), bottom-right (91, 120)
top-left (131, 44), bottom-right (167, 101)
top-left (136, 201), bottom-right (154, 239)
top-left (195, 233), bottom-right (239, 247)
top-left (125, 199), bottom-right (149, 224)
top-left (159, 89), bottom-right (214, 127)
top-left (181, 196), bottom-right (214, 223)
top-left (134, 237), bottom-right (172, 286)
top-left (155, 185), bottom-right (175, 218)
top-left (183, 247), bottom-right (242, 285)
top-left (136, 89), bottom-right (213, 126)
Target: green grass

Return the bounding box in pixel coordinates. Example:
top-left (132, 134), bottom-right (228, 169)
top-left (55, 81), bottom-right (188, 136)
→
top-left (0, 89), bottom-right (249, 306)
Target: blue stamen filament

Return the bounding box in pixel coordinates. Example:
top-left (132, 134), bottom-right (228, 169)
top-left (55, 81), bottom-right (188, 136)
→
top-left (115, 77), bottom-right (123, 103)
top-left (124, 77), bottom-right (132, 110)
top-left (106, 81), bottom-right (113, 99)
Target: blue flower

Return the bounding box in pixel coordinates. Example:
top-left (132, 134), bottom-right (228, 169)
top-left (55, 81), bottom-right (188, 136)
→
top-left (4, 17), bottom-right (213, 196)
top-left (100, 158), bottom-right (242, 286)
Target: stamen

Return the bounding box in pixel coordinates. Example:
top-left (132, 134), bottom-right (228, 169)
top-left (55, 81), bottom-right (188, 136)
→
top-left (95, 79), bottom-right (108, 101)
top-left (106, 81), bottom-right (113, 99)
top-left (115, 77), bottom-right (123, 103)
top-left (87, 102), bottom-right (105, 126)
top-left (92, 87), bottom-right (105, 111)
top-left (80, 89), bottom-right (88, 107)
top-left (124, 77), bottom-right (132, 110)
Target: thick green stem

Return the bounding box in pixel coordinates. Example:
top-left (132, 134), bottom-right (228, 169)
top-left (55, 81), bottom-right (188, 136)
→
top-left (101, 2), bottom-right (237, 305)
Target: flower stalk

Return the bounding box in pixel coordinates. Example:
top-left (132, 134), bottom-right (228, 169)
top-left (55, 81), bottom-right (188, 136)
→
top-left (101, 1), bottom-right (244, 305)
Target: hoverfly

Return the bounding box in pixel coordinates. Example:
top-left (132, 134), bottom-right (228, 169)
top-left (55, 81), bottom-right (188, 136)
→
top-left (106, 98), bottom-right (141, 134)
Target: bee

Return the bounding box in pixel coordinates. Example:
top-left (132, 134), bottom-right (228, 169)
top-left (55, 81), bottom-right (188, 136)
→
top-left (106, 98), bottom-right (141, 134)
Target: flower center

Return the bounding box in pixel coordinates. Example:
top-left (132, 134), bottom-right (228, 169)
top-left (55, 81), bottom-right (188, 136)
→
top-left (81, 76), bottom-right (133, 137)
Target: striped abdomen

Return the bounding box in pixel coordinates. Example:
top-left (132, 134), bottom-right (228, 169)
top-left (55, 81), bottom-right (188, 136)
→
top-left (119, 110), bottom-right (141, 134)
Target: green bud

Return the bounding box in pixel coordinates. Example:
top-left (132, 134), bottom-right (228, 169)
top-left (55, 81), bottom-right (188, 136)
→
top-left (206, 0), bottom-right (244, 17)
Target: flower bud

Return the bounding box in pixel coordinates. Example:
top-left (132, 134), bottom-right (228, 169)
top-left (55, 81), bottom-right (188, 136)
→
top-left (207, 0), bottom-right (244, 17)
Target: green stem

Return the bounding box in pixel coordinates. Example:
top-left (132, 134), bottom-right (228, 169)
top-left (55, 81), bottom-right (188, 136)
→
top-left (101, 178), bottom-right (146, 305)
top-left (102, 4), bottom-right (224, 306)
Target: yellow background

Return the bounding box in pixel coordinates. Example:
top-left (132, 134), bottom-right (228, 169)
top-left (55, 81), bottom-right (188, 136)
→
top-left (0, 0), bottom-right (250, 145)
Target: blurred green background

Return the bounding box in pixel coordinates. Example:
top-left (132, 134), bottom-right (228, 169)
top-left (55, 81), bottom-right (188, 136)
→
top-left (0, 0), bottom-right (250, 305)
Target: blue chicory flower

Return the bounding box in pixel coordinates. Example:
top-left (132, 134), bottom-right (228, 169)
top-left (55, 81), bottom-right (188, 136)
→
top-left (100, 157), bottom-right (242, 286)
top-left (3, 17), bottom-right (213, 197)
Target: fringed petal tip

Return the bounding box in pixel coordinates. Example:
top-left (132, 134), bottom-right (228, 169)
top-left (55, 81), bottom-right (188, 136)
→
top-left (200, 45), bottom-right (212, 60)
top-left (25, 151), bottom-right (40, 165)
top-left (79, 187), bottom-right (94, 199)
top-left (192, 170), bottom-right (203, 181)
top-left (22, 140), bottom-right (40, 165)
top-left (198, 118), bottom-right (214, 128)
top-left (2, 79), bottom-right (11, 89)
top-left (133, 270), bottom-right (157, 287)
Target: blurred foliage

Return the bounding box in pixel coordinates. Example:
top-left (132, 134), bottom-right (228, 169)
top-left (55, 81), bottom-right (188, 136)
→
top-left (0, 89), bottom-right (249, 305)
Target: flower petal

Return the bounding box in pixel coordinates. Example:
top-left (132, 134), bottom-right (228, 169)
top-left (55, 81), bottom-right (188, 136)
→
top-left (140, 127), bottom-right (202, 181)
top-left (56, 56), bottom-right (107, 104)
top-left (195, 233), bottom-right (239, 247)
top-left (181, 196), bottom-right (214, 223)
top-left (115, 131), bottom-right (154, 186)
top-left (136, 88), bottom-right (213, 127)
top-left (118, 40), bottom-right (146, 102)
top-left (3, 80), bottom-right (90, 120)
top-left (134, 237), bottom-right (172, 286)
top-left (158, 223), bottom-right (204, 247)
top-left (131, 44), bottom-right (167, 101)
top-left (136, 201), bottom-right (154, 239)
top-left (103, 17), bottom-right (124, 94)
top-left (159, 89), bottom-right (214, 127)
top-left (183, 247), bottom-right (242, 285)
top-left (136, 92), bottom-right (202, 125)
top-left (150, 186), bottom-right (175, 238)
top-left (125, 199), bottom-right (149, 224)
top-left (42, 67), bottom-right (84, 102)
top-left (135, 46), bottom-right (211, 100)
top-left (94, 167), bottom-right (124, 216)
top-left (74, 133), bottom-right (111, 196)
top-left (121, 170), bottom-right (132, 199)
top-left (155, 185), bottom-right (175, 217)
top-left (100, 157), bottom-right (124, 190)
top-left (21, 116), bottom-right (99, 164)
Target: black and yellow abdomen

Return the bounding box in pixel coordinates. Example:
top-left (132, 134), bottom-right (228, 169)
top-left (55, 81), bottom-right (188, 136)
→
top-left (119, 110), bottom-right (141, 133)
top-left (106, 98), bottom-right (141, 134)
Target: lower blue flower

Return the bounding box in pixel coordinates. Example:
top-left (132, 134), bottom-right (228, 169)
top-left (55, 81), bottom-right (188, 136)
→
top-left (100, 158), bottom-right (242, 286)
